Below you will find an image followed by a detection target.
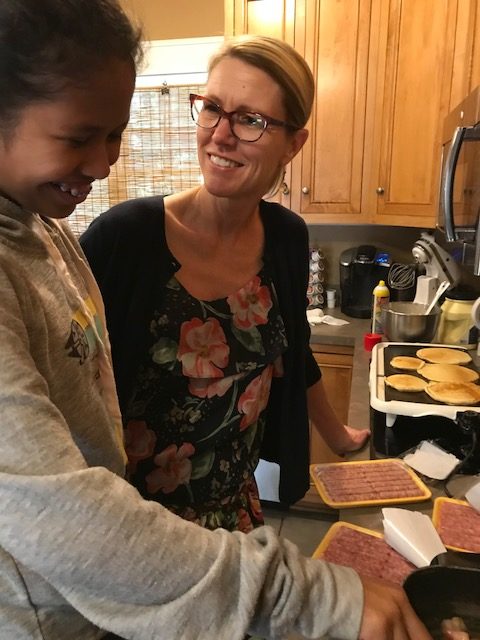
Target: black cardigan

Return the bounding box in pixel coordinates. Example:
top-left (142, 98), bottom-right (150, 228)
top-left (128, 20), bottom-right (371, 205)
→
top-left (80, 196), bottom-right (321, 503)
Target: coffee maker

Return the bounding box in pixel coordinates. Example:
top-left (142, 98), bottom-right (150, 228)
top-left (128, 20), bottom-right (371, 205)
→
top-left (339, 245), bottom-right (390, 318)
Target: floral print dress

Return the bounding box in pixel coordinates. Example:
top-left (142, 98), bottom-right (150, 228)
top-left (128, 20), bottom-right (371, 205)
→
top-left (124, 267), bottom-right (288, 532)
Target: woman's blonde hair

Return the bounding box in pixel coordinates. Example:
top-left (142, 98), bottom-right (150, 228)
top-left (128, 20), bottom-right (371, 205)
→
top-left (208, 35), bottom-right (314, 130)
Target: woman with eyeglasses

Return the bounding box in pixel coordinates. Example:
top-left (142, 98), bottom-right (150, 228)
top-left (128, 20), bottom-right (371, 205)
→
top-left (81, 35), bottom-right (369, 534)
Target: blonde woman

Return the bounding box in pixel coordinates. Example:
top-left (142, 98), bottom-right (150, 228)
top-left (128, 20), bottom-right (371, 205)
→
top-left (82, 35), bottom-right (369, 533)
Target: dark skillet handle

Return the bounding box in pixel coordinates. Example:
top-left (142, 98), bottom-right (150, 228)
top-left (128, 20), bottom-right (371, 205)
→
top-left (432, 550), bottom-right (480, 570)
top-left (404, 563), bottom-right (480, 636)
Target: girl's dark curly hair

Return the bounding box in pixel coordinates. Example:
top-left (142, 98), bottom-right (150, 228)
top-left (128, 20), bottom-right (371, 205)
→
top-left (0, 0), bottom-right (143, 134)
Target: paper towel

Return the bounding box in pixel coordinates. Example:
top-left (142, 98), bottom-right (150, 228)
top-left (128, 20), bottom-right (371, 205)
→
top-left (307, 308), bottom-right (350, 327)
top-left (382, 507), bottom-right (446, 567)
top-left (403, 441), bottom-right (460, 480)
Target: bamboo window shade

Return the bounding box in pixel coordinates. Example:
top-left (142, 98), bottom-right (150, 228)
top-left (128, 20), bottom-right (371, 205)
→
top-left (69, 84), bottom-right (205, 235)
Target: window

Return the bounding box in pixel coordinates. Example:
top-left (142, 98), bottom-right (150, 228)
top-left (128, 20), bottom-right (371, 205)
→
top-left (70, 83), bottom-right (205, 235)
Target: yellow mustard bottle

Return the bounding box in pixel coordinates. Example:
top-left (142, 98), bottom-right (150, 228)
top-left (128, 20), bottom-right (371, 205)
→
top-left (372, 280), bottom-right (390, 334)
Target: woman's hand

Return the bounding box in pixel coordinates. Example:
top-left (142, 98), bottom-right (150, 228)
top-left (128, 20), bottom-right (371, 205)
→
top-left (337, 425), bottom-right (371, 455)
top-left (358, 575), bottom-right (433, 640)
top-left (307, 380), bottom-right (371, 455)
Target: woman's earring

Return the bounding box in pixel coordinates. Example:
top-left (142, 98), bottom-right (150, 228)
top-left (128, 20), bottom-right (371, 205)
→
top-left (264, 168), bottom-right (287, 200)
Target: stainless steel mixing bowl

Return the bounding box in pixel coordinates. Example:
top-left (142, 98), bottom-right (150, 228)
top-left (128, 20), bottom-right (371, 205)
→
top-left (384, 301), bottom-right (441, 342)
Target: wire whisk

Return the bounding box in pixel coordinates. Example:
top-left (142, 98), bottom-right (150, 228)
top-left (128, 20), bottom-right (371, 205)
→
top-left (388, 263), bottom-right (417, 290)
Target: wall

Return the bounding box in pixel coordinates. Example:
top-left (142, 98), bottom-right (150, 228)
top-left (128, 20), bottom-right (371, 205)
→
top-left (308, 224), bottom-right (427, 288)
top-left (120, 0), bottom-right (224, 40)
top-left (137, 37), bottom-right (223, 86)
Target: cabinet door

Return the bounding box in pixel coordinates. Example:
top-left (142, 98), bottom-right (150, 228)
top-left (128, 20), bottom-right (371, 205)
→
top-left (366, 0), bottom-right (478, 227)
top-left (291, 0), bottom-right (372, 223)
top-left (309, 350), bottom-right (353, 465)
top-left (225, 0), bottom-right (294, 41)
top-left (226, 0), bottom-right (379, 222)
top-left (225, 0), bottom-right (372, 220)
top-left (472, 2), bottom-right (480, 90)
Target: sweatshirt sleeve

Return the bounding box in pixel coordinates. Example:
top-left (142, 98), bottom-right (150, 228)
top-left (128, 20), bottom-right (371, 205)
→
top-left (0, 470), bottom-right (363, 640)
top-left (0, 255), bottom-right (363, 640)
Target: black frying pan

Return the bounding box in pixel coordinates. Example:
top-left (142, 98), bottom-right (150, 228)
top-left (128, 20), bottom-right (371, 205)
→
top-left (404, 552), bottom-right (480, 639)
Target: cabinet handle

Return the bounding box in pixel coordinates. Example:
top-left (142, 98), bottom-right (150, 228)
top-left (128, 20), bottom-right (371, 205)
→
top-left (302, 186), bottom-right (310, 194)
top-left (376, 187), bottom-right (385, 195)
top-left (281, 181), bottom-right (290, 195)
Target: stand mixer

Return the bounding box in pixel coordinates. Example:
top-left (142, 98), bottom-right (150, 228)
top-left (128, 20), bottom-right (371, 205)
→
top-left (412, 232), bottom-right (461, 306)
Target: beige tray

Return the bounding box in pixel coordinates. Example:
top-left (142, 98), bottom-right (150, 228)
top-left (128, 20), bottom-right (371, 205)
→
top-left (310, 458), bottom-right (431, 508)
top-left (432, 496), bottom-right (480, 553)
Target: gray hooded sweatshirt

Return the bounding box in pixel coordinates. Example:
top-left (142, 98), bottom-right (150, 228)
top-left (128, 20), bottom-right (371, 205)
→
top-left (0, 196), bottom-right (363, 640)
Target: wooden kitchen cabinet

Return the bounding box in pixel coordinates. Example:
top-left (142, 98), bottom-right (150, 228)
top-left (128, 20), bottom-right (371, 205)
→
top-left (225, 0), bottom-right (480, 227)
top-left (294, 344), bottom-right (354, 511)
top-left (226, 0), bottom-right (371, 219)
top-left (364, 0), bottom-right (479, 227)
top-left (291, 0), bottom-right (372, 222)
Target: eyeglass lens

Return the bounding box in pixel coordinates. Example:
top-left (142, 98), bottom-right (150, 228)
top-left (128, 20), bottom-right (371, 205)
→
top-left (191, 96), bottom-right (267, 142)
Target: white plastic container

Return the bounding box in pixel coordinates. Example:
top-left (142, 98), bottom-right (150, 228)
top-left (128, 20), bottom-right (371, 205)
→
top-left (326, 289), bottom-right (336, 309)
top-left (372, 280), bottom-right (390, 334)
top-left (436, 297), bottom-right (477, 348)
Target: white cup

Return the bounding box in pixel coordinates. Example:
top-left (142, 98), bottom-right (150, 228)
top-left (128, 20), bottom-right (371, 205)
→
top-left (326, 289), bottom-right (336, 309)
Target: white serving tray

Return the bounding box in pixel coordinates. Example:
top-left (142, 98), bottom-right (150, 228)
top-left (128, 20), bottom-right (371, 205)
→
top-left (369, 341), bottom-right (480, 426)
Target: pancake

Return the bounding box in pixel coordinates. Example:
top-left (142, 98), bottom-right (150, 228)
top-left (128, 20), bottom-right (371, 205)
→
top-left (385, 374), bottom-right (427, 393)
top-left (390, 356), bottom-right (423, 371)
top-left (426, 381), bottom-right (480, 405)
top-left (418, 363), bottom-right (479, 383)
top-left (416, 347), bottom-right (472, 365)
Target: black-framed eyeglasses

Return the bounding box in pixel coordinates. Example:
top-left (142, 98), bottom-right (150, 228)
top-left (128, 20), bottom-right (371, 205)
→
top-left (189, 93), bottom-right (297, 143)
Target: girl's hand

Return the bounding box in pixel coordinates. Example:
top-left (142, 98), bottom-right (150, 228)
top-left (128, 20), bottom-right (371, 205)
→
top-left (358, 575), bottom-right (433, 640)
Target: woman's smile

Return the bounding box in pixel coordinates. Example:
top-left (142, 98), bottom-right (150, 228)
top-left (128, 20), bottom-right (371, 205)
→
top-left (209, 153), bottom-right (242, 169)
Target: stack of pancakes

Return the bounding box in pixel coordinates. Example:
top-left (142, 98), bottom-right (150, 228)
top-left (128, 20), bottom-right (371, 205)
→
top-left (385, 347), bottom-right (480, 405)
